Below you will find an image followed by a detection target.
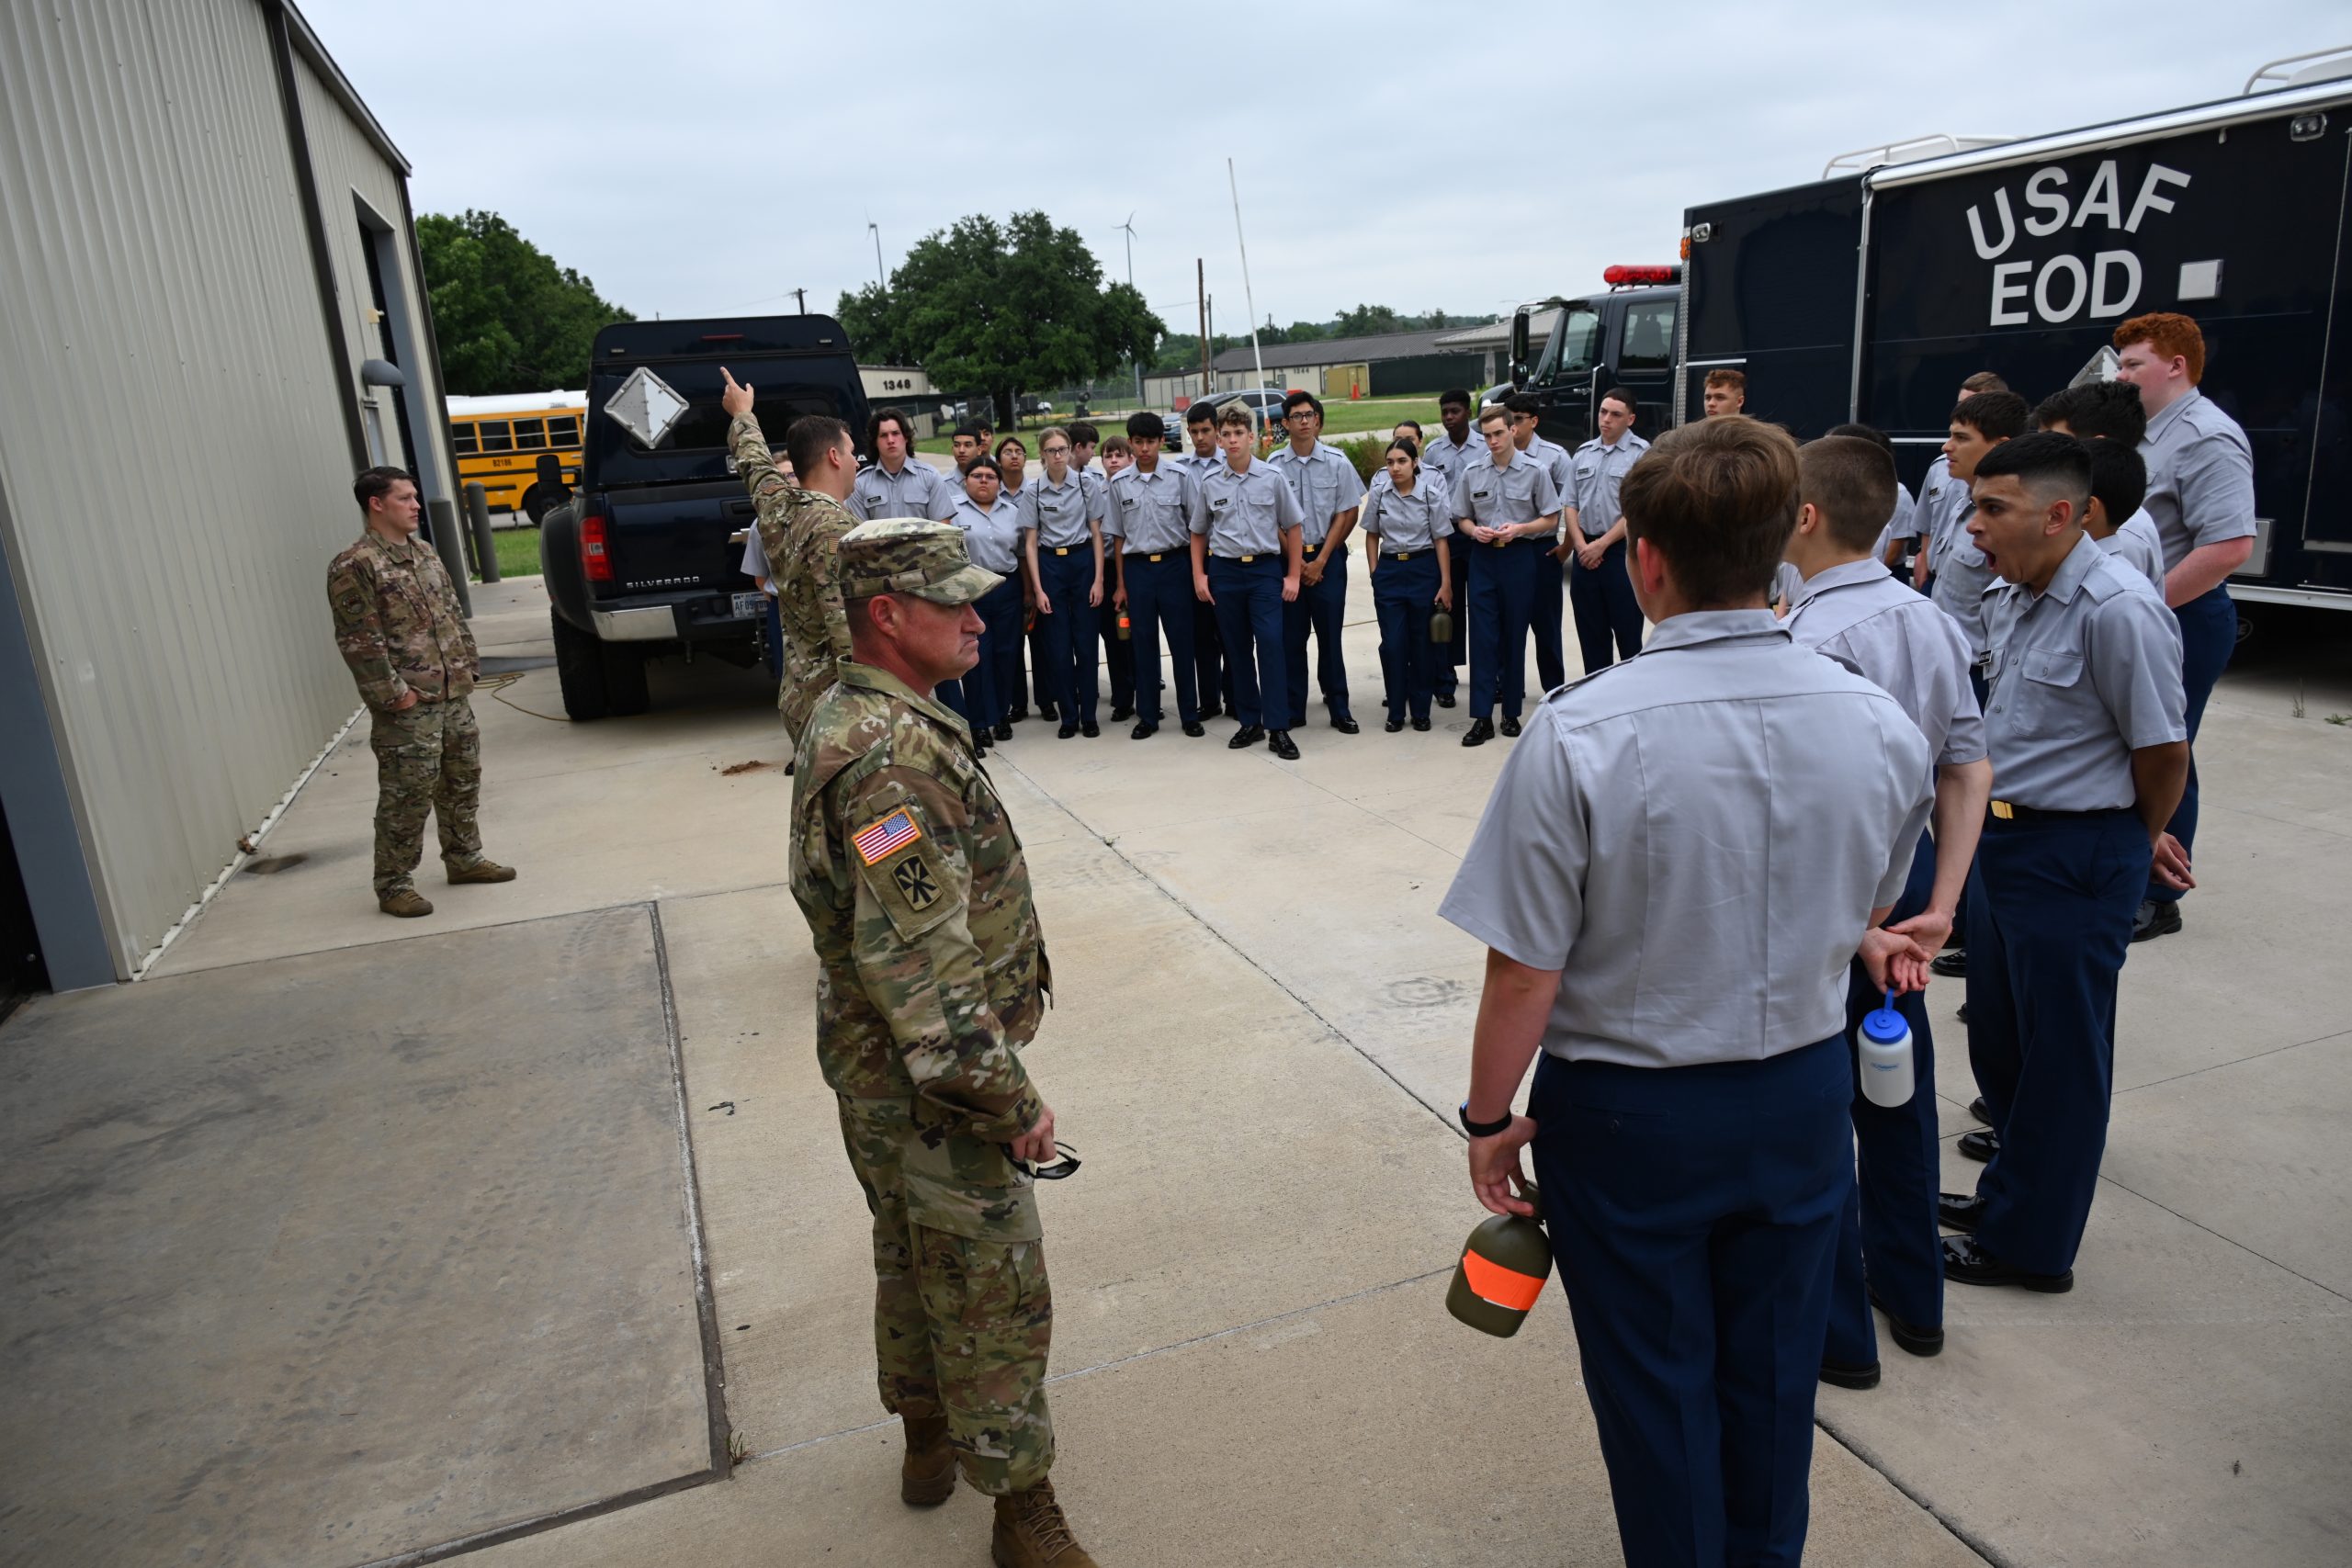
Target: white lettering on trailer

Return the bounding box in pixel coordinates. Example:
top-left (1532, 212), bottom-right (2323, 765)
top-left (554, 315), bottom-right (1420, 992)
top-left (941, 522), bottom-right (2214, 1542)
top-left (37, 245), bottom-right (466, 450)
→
top-left (1965, 161), bottom-right (2194, 326)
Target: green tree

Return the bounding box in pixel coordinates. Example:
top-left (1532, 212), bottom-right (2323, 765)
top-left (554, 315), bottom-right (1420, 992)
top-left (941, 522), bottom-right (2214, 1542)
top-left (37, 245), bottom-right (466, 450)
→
top-left (834, 212), bottom-right (1162, 422)
top-left (1334, 303), bottom-right (1404, 337)
top-left (417, 210), bottom-right (632, 394)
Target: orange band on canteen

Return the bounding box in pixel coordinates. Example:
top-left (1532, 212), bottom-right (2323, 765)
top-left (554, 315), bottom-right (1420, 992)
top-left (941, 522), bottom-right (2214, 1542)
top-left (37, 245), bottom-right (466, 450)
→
top-left (1459, 1247), bottom-right (1545, 1312)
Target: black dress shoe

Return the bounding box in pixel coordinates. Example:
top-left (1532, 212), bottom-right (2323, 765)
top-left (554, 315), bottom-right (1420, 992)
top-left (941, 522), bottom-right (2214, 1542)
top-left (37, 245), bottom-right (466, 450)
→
top-left (1968, 1098), bottom-right (1994, 1127)
top-left (1930, 947), bottom-right (1967, 977)
top-left (1081, 721), bottom-right (1101, 738)
top-left (1957, 1002), bottom-right (1970, 1025)
top-left (1957, 1129), bottom-right (1999, 1164)
top-left (1942, 1234), bottom-right (2073, 1292)
top-left (1007, 705), bottom-right (1029, 723)
top-left (1182, 720), bottom-right (1205, 738)
top-left (1130, 722), bottom-right (1158, 739)
top-left (1332, 716), bottom-right (1361, 734)
top-left (1384, 716), bottom-right (1405, 732)
top-left (1868, 1289), bottom-right (1945, 1357)
top-left (993, 722), bottom-right (1014, 742)
top-left (1411, 716), bottom-right (1431, 732)
top-left (1938, 1191), bottom-right (1986, 1232)
top-left (1228, 725), bottom-right (1264, 749)
top-left (1199, 703), bottom-right (1223, 720)
top-left (1112, 705), bottom-right (1134, 722)
top-left (1434, 692), bottom-right (1457, 708)
top-left (1057, 723), bottom-right (1078, 739)
top-left (1038, 702), bottom-right (1058, 721)
top-left (1819, 1357), bottom-right (1881, 1391)
top-left (1499, 716), bottom-right (1522, 738)
top-left (1268, 729), bottom-right (1300, 761)
top-left (1462, 717), bottom-right (1495, 747)
top-left (2132, 898), bottom-right (2183, 942)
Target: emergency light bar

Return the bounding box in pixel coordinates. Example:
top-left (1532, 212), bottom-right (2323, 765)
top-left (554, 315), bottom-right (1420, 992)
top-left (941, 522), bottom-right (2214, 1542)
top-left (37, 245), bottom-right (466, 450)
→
top-left (1602, 265), bottom-right (1681, 286)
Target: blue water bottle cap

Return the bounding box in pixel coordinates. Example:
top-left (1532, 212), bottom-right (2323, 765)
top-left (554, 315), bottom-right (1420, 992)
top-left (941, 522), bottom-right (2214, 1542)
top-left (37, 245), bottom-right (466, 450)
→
top-left (1860, 998), bottom-right (1907, 1045)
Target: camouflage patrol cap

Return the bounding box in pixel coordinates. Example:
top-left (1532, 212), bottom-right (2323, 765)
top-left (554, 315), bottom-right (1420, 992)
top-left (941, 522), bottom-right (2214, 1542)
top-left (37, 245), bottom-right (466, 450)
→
top-left (836, 517), bottom-right (1002, 605)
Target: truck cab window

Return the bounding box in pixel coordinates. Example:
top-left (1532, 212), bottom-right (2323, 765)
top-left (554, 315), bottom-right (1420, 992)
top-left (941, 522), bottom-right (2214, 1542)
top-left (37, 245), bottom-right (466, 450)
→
top-left (1544, 306), bottom-right (1601, 379)
top-left (1620, 301), bottom-right (1679, 370)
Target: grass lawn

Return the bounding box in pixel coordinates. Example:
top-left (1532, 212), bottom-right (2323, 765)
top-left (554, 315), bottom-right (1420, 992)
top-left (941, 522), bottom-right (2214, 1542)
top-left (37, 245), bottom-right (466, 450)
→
top-left (475, 524), bottom-right (541, 581)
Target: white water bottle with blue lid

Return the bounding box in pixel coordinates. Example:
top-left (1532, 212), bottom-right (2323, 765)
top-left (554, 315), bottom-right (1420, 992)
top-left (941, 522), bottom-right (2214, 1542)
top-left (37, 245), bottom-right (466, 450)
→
top-left (1857, 988), bottom-right (1915, 1108)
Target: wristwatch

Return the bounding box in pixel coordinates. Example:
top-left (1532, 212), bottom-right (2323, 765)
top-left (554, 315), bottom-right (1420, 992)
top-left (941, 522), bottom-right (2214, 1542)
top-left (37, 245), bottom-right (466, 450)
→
top-left (1459, 1101), bottom-right (1513, 1138)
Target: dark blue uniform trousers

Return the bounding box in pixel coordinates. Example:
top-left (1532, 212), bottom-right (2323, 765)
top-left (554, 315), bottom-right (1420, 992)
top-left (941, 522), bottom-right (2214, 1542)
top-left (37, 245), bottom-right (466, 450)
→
top-left (1370, 550), bottom-right (1440, 724)
top-left (1207, 555), bottom-right (1287, 730)
top-left (1193, 598), bottom-right (1229, 714)
top-left (1534, 543), bottom-right (1567, 689)
top-left (1965, 807), bottom-right (2148, 1275)
top-left (1466, 536), bottom-right (1544, 721)
top-left (1436, 535), bottom-right (1465, 696)
top-left (1283, 541), bottom-right (1353, 728)
top-left (2148, 583), bottom-right (2233, 906)
top-left (1122, 552), bottom-right (1198, 726)
top-left (1569, 541), bottom-right (1645, 674)
top-left (1036, 547), bottom-right (1101, 726)
top-left (1531, 1036), bottom-right (1850, 1568)
top-left (967, 579), bottom-right (1024, 730)
top-left (1826, 830), bottom-right (1942, 1365)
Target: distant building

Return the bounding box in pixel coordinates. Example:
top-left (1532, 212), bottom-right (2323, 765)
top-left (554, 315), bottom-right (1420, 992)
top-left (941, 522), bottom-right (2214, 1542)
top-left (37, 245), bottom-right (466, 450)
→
top-left (0, 0), bottom-right (452, 992)
top-left (1204, 328), bottom-right (1493, 400)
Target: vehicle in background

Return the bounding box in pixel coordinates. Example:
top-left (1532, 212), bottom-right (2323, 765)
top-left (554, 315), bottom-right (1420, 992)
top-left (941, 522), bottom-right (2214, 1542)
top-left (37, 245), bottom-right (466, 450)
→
top-left (447, 391), bottom-right (585, 520)
top-left (1016, 394), bottom-right (1054, 418)
top-left (1675, 46), bottom-right (2352, 626)
top-left (1493, 267), bottom-right (1684, 449)
top-left (537, 314), bottom-right (871, 720)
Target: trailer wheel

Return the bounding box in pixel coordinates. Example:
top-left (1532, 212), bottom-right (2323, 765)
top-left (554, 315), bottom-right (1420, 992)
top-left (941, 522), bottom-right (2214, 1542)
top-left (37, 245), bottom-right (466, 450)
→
top-left (551, 609), bottom-right (609, 721)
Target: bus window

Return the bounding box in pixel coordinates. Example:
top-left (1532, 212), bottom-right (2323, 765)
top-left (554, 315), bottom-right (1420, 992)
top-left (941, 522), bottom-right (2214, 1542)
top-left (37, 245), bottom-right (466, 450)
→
top-left (452, 423), bottom-right (479, 456)
top-left (480, 421), bottom-right (514, 452)
top-left (514, 419), bottom-right (548, 450)
top-left (548, 415), bottom-right (581, 447)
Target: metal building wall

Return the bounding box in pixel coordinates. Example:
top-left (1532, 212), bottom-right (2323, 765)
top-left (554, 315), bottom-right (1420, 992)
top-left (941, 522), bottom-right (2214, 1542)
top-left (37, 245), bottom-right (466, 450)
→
top-left (0, 0), bottom-right (374, 978)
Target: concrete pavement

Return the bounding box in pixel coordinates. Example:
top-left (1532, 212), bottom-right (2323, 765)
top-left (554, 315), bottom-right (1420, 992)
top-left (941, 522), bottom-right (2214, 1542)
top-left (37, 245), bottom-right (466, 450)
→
top-left (2, 567), bottom-right (2346, 1566)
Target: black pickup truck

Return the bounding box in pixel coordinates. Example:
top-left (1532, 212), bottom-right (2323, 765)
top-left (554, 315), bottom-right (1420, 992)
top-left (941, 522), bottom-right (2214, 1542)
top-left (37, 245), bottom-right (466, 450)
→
top-left (539, 315), bottom-right (872, 719)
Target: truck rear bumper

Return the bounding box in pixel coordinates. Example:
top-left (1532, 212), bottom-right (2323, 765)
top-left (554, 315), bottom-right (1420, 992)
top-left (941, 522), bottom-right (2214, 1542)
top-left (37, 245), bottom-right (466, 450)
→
top-left (591, 592), bottom-right (764, 642)
top-left (593, 605), bottom-right (684, 641)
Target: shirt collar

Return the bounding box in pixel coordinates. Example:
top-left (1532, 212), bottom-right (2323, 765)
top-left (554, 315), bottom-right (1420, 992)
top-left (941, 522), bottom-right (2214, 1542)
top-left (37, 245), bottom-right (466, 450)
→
top-left (1796, 555), bottom-right (1891, 602)
top-left (2145, 386), bottom-right (2201, 442)
top-left (836, 658), bottom-right (971, 737)
top-left (2038, 533), bottom-right (2104, 604)
top-left (1638, 608), bottom-right (1789, 653)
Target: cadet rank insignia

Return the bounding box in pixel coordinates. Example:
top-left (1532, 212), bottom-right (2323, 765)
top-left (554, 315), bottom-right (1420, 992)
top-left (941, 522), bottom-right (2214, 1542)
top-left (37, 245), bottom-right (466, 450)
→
top-left (853, 809), bottom-right (922, 865)
top-left (891, 858), bottom-right (939, 910)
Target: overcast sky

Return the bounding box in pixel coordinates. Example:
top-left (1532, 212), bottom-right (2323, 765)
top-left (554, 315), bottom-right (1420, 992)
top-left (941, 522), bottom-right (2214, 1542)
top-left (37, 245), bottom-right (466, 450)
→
top-left (307, 1), bottom-right (2344, 338)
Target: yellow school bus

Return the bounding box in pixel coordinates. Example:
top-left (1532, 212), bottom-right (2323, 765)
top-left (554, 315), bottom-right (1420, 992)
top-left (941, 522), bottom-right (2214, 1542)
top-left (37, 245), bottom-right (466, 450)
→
top-left (447, 390), bottom-right (586, 519)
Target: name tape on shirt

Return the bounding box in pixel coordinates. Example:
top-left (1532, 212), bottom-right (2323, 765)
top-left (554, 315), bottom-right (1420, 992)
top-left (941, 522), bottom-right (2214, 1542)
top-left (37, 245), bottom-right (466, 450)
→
top-left (853, 808), bottom-right (922, 865)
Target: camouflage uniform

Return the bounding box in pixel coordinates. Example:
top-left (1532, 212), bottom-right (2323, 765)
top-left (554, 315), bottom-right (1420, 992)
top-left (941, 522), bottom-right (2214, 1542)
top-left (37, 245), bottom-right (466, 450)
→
top-left (729, 412), bottom-right (856, 742)
top-left (789, 522), bottom-right (1058, 1498)
top-left (326, 529), bottom-right (487, 896)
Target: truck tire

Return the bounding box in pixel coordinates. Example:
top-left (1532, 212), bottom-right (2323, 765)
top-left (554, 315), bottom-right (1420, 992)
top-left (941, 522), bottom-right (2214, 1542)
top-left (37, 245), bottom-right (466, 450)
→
top-left (600, 639), bottom-right (650, 716)
top-left (551, 607), bottom-right (609, 721)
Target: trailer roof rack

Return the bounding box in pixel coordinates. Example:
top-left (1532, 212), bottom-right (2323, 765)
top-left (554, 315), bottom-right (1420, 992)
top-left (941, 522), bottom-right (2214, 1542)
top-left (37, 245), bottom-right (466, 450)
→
top-left (2245, 45), bottom-right (2352, 95)
top-left (1823, 134), bottom-right (2014, 180)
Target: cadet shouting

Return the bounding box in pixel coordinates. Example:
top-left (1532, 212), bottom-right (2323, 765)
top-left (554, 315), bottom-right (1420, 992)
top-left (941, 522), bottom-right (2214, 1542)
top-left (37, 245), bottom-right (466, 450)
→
top-left (789, 518), bottom-right (1099, 1568)
top-left (328, 467), bottom-right (514, 918)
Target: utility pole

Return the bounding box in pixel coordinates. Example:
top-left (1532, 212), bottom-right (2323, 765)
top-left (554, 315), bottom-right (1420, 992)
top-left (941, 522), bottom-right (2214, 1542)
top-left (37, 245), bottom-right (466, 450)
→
top-left (1197, 259), bottom-right (1209, 401)
top-left (1118, 214), bottom-right (1141, 404)
top-left (792, 287), bottom-right (807, 314)
top-left (868, 222), bottom-right (888, 292)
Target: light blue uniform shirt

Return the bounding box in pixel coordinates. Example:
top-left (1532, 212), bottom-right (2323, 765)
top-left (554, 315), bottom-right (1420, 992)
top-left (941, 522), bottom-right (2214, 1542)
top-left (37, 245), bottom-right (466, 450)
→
top-left (1917, 455), bottom-right (1971, 562)
top-left (1787, 556), bottom-right (1987, 784)
top-left (1194, 458), bottom-right (1305, 557)
top-left (2139, 388), bottom-right (2256, 573)
top-left (1423, 430), bottom-right (1484, 498)
top-left (1174, 449), bottom-right (1226, 486)
top-left (945, 491), bottom-right (1026, 576)
top-left (1452, 450), bottom-right (1562, 531)
top-left (1518, 435), bottom-right (1576, 543)
top-left (2099, 508), bottom-right (2166, 589)
top-left (1928, 479), bottom-right (1996, 662)
top-left (1104, 463), bottom-right (1202, 553)
top-left (1872, 482), bottom-right (1920, 559)
top-left (1360, 472), bottom-right (1451, 553)
top-left (1439, 611), bottom-right (1932, 1068)
top-left (1567, 432), bottom-right (1649, 540)
top-left (850, 457), bottom-right (957, 523)
top-left (1267, 441), bottom-right (1362, 548)
top-left (1020, 469), bottom-right (1101, 549)
top-left (1980, 535), bottom-right (2188, 810)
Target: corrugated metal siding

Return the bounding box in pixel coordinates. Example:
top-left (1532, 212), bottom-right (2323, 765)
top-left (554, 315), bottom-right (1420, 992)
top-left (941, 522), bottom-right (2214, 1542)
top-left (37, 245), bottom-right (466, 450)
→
top-left (0, 0), bottom-right (377, 975)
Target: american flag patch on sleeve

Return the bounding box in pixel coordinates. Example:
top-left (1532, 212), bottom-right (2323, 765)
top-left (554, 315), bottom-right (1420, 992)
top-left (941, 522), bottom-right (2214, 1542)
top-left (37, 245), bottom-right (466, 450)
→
top-left (852, 808), bottom-right (922, 865)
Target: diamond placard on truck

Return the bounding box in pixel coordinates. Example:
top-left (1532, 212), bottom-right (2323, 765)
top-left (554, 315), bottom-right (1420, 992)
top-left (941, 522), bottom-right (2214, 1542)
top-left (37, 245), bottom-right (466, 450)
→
top-left (603, 366), bottom-right (688, 448)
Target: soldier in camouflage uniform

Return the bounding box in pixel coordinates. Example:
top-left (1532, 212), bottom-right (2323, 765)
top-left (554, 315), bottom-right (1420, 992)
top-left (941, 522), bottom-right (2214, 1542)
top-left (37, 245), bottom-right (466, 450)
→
top-left (790, 519), bottom-right (1099, 1567)
top-left (719, 368), bottom-right (859, 744)
top-left (327, 467), bottom-right (514, 918)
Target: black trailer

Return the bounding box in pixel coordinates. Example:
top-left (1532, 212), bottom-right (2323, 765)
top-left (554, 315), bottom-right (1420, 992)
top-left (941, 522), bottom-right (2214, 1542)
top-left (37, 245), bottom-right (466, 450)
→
top-left (1677, 56), bottom-right (2352, 621)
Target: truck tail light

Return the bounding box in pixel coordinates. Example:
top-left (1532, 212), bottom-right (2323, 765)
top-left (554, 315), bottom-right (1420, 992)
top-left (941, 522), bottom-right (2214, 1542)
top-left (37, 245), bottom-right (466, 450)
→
top-left (1602, 264), bottom-right (1682, 285)
top-left (581, 508), bottom-right (613, 582)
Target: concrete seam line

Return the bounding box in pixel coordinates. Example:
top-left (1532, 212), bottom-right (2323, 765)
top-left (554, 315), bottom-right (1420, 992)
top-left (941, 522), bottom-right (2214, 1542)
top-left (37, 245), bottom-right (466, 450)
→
top-left (134, 894), bottom-right (679, 983)
top-left (739, 1266), bottom-right (1457, 1466)
top-left (341, 1465), bottom-right (720, 1568)
top-left (983, 748), bottom-right (1467, 1140)
top-left (647, 898), bottom-right (740, 1472)
top-left (2091, 1170), bottom-right (2352, 1306)
top-left (2109, 1023), bottom-right (2352, 1099)
top-left (1810, 1412), bottom-right (2007, 1567)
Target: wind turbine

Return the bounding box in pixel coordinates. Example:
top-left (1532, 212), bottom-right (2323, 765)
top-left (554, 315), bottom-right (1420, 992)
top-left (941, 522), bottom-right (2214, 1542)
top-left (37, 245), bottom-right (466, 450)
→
top-left (1117, 214), bottom-right (1140, 401)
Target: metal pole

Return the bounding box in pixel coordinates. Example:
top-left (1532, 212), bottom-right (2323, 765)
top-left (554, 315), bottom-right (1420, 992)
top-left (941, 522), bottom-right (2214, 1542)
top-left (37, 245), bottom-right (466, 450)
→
top-left (1123, 221), bottom-right (1141, 405)
top-left (425, 497), bottom-right (473, 616)
top-left (1227, 159), bottom-right (1269, 417)
top-left (464, 481), bottom-right (500, 584)
top-left (793, 287), bottom-right (807, 314)
top-left (1197, 259), bottom-right (1209, 400)
top-left (869, 223), bottom-right (887, 291)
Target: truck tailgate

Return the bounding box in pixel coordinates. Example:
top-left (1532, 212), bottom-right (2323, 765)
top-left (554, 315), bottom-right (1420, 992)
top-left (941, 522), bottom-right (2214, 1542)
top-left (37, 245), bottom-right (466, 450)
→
top-left (595, 479), bottom-right (758, 597)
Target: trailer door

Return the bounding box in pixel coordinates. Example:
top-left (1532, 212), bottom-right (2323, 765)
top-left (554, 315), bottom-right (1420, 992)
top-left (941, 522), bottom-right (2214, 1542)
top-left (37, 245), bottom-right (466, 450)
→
top-left (2301, 125), bottom-right (2352, 563)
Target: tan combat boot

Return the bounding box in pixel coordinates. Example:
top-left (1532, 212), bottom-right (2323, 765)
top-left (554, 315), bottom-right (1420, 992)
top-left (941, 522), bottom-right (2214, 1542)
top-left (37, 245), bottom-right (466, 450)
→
top-left (379, 888), bottom-right (434, 918)
top-left (991, 1479), bottom-right (1098, 1566)
top-left (900, 1416), bottom-right (956, 1506)
top-left (446, 859), bottom-right (516, 885)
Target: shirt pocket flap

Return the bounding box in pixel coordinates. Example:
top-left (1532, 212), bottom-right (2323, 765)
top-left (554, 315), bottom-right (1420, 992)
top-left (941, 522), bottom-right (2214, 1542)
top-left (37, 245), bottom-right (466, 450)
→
top-left (2021, 649), bottom-right (2085, 686)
